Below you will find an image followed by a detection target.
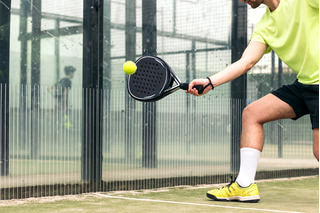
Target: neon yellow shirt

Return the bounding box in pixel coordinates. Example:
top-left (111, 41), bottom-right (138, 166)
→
top-left (251, 0), bottom-right (319, 85)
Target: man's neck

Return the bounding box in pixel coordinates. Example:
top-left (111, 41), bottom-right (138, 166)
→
top-left (265, 0), bottom-right (280, 12)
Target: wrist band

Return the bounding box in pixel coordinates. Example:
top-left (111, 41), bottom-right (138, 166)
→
top-left (203, 77), bottom-right (214, 90)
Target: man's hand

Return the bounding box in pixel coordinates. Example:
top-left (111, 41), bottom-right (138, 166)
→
top-left (186, 78), bottom-right (213, 96)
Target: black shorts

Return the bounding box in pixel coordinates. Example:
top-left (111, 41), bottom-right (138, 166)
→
top-left (271, 80), bottom-right (319, 129)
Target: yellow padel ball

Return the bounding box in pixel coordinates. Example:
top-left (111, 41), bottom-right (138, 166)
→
top-left (123, 61), bottom-right (137, 75)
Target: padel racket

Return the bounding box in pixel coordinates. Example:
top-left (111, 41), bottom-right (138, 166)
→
top-left (127, 55), bottom-right (209, 102)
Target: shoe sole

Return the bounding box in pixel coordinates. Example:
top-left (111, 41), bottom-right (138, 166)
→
top-left (206, 193), bottom-right (260, 203)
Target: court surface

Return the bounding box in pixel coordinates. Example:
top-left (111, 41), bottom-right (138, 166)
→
top-left (0, 176), bottom-right (318, 213)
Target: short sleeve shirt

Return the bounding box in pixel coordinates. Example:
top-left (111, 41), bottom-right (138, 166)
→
top-left (251, 0), bottom-right (319, 85)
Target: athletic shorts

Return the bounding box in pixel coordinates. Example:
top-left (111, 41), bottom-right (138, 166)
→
top-left (271, 80), bottom-right (319, 129)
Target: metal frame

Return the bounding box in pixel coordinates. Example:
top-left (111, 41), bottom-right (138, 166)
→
top-left (81, 0), bottom-right (104, 182)
top-left (230, 0), bottom-right (247, 172)
top-left (0, 0), bottom-right (11, 176)
top-left (125, 0), bottom-right (137, 161)
top-left (142, 0), bottom-right (157, 168)
top-left (4, 0), bottom-right (248, 178)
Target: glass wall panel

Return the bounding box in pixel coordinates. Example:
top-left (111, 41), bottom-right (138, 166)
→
top-left (102, 0), bottom-right (233, 185)
top-left (0, 0), bottom-right (316, 199)
top-left (5, 0), bottom-right (83, 191)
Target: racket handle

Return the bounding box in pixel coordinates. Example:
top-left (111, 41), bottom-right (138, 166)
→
top-left (180, 83), bottom-right (204, 94)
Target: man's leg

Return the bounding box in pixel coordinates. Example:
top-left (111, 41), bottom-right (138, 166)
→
top-left (313, 129), bottom-right (319, 161)
top-left (207, 94), bottom-right (298, 202)
top-left (236, 94), bottom-right (296, 187)
top-left (241, 94), bottom-right (296, 150)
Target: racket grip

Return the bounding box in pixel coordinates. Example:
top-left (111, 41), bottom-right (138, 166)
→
top-left (194, 85), bottom-right (204, 94)
top-left (179, 83), bottom-right (189, 90)
top-left (180, 83), bottom-right (204, 94)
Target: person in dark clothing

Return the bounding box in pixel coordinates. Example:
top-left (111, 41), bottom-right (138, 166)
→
top-left (50, 65), bottom-right (76, 128)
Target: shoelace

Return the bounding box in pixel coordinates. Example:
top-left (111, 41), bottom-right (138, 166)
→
top-left (221, 176), bottom-right (236, 190)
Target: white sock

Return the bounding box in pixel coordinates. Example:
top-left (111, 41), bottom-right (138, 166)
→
top-left (235, 147), bottom-right (261, 187)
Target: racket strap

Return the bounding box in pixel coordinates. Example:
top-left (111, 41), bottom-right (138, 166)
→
top-left (203, 77), bottom-right (214, 90)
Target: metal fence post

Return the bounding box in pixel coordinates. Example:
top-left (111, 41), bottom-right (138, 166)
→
top-left (230, 0), bottom-right (247, 173)
top-left (0, 0), bottom-right (11, 176)
top-left (142, 0), bottom-right (157, 168)
top-left (82, 0), bottom-right (104, 183)
top-left (278, 59), bottom-right (283, 158)
top-left (125, 0), bottom-right (136, 161)
top-left (30, 0), bottom-right (41, 159)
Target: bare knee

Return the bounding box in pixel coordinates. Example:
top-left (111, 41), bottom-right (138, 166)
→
top-left (242, 104), bottom-right (263, 125)
top-left (241, 104), bottom-right (265, 151)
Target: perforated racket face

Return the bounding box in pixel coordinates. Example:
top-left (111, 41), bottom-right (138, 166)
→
top-left (128, 56), bottom-right (171, 101)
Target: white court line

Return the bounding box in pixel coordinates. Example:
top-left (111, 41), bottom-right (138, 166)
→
top-left (93, 193), bottom-right (304, 213)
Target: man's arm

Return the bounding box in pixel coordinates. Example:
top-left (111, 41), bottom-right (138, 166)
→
top-left (187, 41), bottom-right (268, 95)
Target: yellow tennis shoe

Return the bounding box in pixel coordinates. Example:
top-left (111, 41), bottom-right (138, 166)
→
top-left (206, 180), bottom-right (260, 202)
